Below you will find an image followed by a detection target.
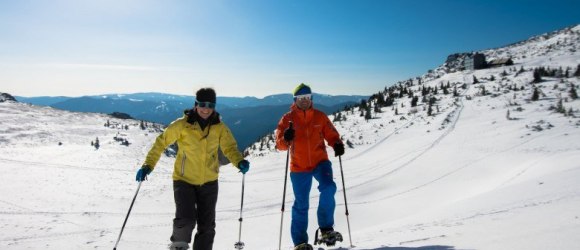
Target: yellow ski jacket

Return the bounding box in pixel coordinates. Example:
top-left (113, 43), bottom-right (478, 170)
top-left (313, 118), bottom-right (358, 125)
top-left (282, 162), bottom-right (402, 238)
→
top-left (143, 110), bottom-right (244, 185)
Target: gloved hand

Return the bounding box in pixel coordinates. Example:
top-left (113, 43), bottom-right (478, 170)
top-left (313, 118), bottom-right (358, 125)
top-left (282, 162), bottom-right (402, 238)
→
top-left (136, 165), bottom-right (152, 182)
top-left (238, 160), bottom-right (250, 174)
top-left (333, 142), bottom-right (345, 157)
top-left (283, 127), bottom-right (295, 141)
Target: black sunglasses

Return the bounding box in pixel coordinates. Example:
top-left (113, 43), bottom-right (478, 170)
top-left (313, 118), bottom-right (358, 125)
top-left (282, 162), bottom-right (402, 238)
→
top-left (196, 101), bottom-right (216, 109)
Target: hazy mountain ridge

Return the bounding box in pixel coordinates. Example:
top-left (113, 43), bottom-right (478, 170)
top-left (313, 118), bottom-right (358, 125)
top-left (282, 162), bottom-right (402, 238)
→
top-left (15, 93), bottom-right (366, 150)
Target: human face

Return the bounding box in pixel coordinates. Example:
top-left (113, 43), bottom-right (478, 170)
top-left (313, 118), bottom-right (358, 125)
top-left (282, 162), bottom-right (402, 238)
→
top-left (295, 94), bottom-right (312, 110)
top-left (196, 104), bottom-right (214, 120)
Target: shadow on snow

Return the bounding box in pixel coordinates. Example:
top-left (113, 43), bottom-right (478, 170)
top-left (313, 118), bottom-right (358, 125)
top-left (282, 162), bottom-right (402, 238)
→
top-left (324, 245), bottom-right (458, 250)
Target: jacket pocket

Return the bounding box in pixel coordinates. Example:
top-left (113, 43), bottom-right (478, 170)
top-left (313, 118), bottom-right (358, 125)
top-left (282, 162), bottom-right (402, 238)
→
top-left (180, 153), bottom-right (187, 177)
top-left (211, 153), bottom-right (219, 174)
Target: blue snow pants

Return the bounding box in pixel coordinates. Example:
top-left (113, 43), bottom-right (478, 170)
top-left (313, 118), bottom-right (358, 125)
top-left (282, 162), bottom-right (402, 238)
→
top-left (290, 160), bottom-right (337, 246)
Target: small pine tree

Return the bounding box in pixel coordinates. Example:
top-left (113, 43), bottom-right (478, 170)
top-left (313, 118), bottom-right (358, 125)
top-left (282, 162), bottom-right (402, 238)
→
top-left (575, 64), bottom-right (580, 77)
top-left (556, 99), bottom-right (565, 114)
top-left (365, 108), bottom-right (372, 121)
top-left (533, 68), bottom-right (542, 83)
top-left (480, 86), bottom-right (487, 96)
top-left (531, 87), bottom-right (539, 101)
top-left (453, 86), bottom-right (458, 97)
top-left (94, 137), bottom-right (100, 150)
top-left (410, 96), bottom-right (419, 107)
top-left (361, 99), bottom-right (369, 110)
top-left (333, 112), bottom-right (341, 122)
top-left (570, 84), bottom-right (578, 100)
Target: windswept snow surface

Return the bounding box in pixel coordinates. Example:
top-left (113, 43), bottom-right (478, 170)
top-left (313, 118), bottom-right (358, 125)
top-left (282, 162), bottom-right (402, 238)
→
top-left (1, 26), bottom-right (580, 250)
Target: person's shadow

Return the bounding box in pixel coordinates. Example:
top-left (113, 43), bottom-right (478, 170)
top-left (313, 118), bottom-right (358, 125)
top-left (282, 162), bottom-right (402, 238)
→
top-left (321, 246), bottom-right (458, 250)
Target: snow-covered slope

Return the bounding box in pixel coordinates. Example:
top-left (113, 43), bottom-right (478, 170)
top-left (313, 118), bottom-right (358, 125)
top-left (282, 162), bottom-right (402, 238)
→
top-left (1, 25), bottom-right (580, 250)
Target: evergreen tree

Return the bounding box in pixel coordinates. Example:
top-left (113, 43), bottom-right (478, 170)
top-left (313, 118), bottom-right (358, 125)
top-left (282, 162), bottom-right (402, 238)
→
top-left (570, 84), bottom-right (578, 100)
top-left (531, 87), bottom-right (540, 101)
top-left (410, 96), bottom-right (419, 107)
top-left (532, 68), bottom-right (542, 83)
top-left (453, 86), bottom-right (458, 97)
top-left (421, 86), bottom-right (428, 96)
top-left (575, 64), bottom-right (580, 77)
top-left (473, 75), bottom-right (479, 84)
top-left (360, 100), bottom-right (368, 110)
top-left (556, 98), bottom-right (566, 114)
top-left (365, 106), bottom-right (372, 121)
top-left (333, 112), bottom-right (342, 122)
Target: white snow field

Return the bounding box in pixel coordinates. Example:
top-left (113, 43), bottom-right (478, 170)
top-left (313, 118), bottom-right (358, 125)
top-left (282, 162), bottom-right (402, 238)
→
top-left (1, 25), bottom-right (580, 250)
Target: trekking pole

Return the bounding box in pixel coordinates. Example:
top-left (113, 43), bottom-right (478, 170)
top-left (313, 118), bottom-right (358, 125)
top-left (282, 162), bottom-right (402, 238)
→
top-left (113, 181), bottom-right (142, 250)
top-left (278, 122), bottom-right (293, 250)
top-left (234, 174), bottom-right (246, 249)
top-left (338, 156), bottom-right (354, 248)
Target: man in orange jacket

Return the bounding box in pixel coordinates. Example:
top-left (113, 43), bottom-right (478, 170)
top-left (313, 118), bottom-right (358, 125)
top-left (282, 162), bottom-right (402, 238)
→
top-left (276, 83), bottom-right (345, 250)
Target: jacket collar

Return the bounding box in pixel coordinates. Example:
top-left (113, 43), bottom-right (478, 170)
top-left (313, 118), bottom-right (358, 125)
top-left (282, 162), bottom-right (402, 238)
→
top-left (184, 109), bottom-right (221, 126)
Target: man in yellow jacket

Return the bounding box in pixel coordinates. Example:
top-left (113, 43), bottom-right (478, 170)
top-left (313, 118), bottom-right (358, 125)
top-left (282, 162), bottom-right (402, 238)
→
top-left (136, 88), bottom-right (250, 250)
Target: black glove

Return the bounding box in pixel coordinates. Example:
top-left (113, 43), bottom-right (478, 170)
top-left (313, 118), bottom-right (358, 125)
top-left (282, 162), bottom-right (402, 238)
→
top-left (238, 160), bottom-right (250, 174)
top-left (283, 127), bottom-right (295, 141)
top-left (333, 142), bottom-right (344, 157)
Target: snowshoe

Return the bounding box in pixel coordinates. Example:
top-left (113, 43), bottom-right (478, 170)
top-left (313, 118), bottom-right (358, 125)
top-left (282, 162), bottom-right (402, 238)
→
top-left (294, 242), bottom-right (314, 250)
top-left (314, 228), bottom-right (343, 246)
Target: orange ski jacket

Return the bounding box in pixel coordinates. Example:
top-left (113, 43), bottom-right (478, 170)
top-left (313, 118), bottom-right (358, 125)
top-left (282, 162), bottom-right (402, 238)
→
top-left (276, 104), bottom-right (342, 172)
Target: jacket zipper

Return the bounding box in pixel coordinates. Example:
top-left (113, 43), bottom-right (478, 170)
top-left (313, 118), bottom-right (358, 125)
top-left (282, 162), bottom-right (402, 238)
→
top-left (302, 110), bottom-right (313, 168)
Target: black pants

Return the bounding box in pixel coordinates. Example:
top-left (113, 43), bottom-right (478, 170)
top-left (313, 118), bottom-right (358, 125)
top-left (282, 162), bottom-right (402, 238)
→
top-left (171, 180), bottom-right (219, 250)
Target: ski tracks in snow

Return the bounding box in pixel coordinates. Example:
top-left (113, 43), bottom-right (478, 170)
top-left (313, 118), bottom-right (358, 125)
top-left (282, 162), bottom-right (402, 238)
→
top-left (345, 95), bottom-right (466, 196)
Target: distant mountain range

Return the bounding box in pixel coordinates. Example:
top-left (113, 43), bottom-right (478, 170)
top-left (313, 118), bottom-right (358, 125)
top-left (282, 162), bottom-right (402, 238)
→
top-left (15, 92), bottom-right (367, 149)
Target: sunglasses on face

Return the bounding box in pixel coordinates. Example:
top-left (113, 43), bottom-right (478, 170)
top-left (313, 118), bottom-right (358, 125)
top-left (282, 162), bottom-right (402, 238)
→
top-left (196, 101), bottom-right (216, 109)
top-left (295, 94), bottom-right (312, 101)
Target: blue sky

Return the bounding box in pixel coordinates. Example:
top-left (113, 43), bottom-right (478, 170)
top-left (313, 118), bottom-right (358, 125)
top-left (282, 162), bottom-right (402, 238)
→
top-left (1, 0), bottom-right (579, 98)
